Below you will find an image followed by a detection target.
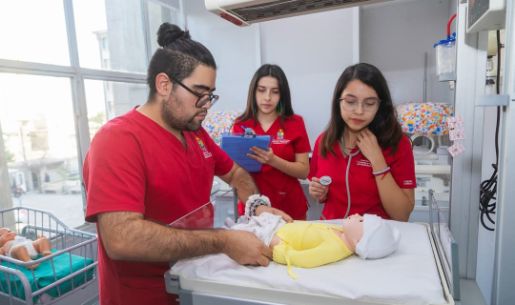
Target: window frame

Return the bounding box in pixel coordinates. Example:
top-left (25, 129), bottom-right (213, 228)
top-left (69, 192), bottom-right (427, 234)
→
top-left (0, 0), bottom-right (184, 214)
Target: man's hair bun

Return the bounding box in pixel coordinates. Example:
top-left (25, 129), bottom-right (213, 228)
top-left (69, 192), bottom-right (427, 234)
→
top-left (157, 22), bottom-right (191, 47)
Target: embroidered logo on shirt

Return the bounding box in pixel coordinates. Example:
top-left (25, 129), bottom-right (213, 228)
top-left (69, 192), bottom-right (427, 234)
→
top-left (195, 137), bottom-right (212, 158)
top-left (277, 129), bottom-right (284, 140)
top-left (356, 160), bottom-right (372, 167)
top-left (272, 128), bottom-right (290, 145)
top-left (403, 179), bottom-right (414, 186)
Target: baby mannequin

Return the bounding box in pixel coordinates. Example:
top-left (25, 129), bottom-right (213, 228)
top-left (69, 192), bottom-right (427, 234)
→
top-left (232, 212), bottom-right (400, 278)
top-left (0, 227), bottom-right (52, 269)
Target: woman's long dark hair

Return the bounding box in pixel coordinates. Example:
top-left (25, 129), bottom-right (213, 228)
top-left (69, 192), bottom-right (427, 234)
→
top-left (146, 23), bottom-right (216, 99)
top-left (236, 64), bottom-right (294, 124)
top-left (320, 63), bottom-right (403, 157)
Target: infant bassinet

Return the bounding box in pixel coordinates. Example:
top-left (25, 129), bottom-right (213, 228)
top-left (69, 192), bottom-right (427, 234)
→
top-left (0, 207), bottom-right (97, 305)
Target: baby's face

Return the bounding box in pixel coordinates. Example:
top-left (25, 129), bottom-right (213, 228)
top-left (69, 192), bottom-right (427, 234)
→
top-left (346, 214), bottom-right (363, 222)
top-left (344, 214), bottom-right (364, 228)
top-left (342, 214), bottom-right (364, 246)
top-left (0, 228), bottom-right (9, 235)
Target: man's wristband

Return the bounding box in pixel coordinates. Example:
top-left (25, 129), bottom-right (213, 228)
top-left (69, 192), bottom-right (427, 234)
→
top-left (372, 166), bottom-right (391, 176)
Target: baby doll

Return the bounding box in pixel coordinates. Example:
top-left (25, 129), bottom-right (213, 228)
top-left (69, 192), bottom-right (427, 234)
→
top-left (0, 227), bottom-right (52, 269)
top-left (233, 199), bottom-right (400, 278)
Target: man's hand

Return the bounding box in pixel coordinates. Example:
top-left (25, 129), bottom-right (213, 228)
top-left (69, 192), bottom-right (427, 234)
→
top-left (255, 205), bottom-right (293, 223)
top-left (222, 230), bottom-right (272, 266)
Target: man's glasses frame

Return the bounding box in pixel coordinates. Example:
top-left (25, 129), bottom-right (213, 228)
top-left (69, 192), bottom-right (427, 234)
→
top-left (169, 75), bottom-right (219, 108)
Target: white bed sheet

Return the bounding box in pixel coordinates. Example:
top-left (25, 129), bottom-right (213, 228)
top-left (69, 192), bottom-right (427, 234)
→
top-left (170, 221), bottom-right (450, 305)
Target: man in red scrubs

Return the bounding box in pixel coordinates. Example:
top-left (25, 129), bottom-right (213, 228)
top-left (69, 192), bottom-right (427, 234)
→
top-left (84, 23), bottom-right (290, 305)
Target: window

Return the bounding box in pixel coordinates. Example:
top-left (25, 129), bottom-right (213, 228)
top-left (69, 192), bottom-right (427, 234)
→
top-left (0, 73), bottom-right (83, 228)
top-left (0, 1), bottom-right (69, 65)
top-left (73, 0), bottom-right (147, 72)
top-left (147, 1), bottom-right (181, 54)
top-left (0, 0), bottom-right (172, 227)
top-left (85, 80), bottom-right (148, 139)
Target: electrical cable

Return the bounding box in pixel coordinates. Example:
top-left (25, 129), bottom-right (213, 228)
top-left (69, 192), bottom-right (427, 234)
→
top-left (479, 30), bottom-right (502, 231)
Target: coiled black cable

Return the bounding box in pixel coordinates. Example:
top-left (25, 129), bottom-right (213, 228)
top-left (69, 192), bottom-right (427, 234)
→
top-left (479, 30), bottom-right (502, 231)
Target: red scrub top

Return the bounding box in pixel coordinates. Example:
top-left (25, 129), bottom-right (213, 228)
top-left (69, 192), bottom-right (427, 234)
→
top-left (309, 134), bottom-right (415, 219)
top-left (84, 108), bottom-right (233, 305)
top-left (232, 115), bottom-right (311, 220)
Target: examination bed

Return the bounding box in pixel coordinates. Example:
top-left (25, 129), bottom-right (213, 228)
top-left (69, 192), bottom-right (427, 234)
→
top-left (165, 193), bottom-right (457, 305)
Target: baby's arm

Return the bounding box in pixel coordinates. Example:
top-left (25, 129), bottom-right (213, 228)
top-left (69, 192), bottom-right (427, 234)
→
top-left (270, 235), bottom-right (281, 247)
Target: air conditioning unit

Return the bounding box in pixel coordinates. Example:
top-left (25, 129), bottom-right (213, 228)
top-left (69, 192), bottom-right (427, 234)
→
top-left (205, 0), bottom-right (390, 26)
top-left (466, 0), bottom-right (505, 33)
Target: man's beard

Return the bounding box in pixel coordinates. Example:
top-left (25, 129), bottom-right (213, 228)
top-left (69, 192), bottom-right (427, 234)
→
top-left (161, 96), bottom-right (207, 132)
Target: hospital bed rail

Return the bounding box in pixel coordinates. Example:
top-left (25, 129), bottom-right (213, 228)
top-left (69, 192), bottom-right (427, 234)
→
top-left (0, 207), bottom-right (98, 305)
top-left (428, 189), bottom-right (460, 301)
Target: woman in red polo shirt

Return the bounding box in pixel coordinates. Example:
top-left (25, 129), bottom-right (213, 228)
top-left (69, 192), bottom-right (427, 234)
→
top-left (308, 63), bottom-right (415, 221)
top-left (232, 64), bottom-right (311, 220)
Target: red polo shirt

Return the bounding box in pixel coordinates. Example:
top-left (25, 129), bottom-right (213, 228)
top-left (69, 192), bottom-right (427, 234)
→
top-left (232, 115), bottom-right (311, 219)
top-left (309, 134), bottom-right (415, 219)
top-left (84, 108), bottom-right (233, 305)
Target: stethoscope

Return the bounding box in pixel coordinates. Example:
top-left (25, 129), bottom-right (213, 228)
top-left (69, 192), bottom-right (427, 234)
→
top-left (320, 147), bottom-right (360, 220)
top-left (343, 148), bottom-right (361, 219)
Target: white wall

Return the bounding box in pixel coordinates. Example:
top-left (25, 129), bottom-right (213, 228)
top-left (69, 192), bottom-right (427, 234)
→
top-left (259, 8), bottom-right (357, 146)
top-left (360, 0), bottom-right (452, 105)
top-left (183, 0), bottom-right (356, 146)
top-left (183, 0), bottom-right (260, 114)
top-left (184, 0), bottom-right (453, 144)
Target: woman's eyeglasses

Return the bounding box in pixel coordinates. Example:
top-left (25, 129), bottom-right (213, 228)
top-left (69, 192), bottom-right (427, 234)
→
top-left (339, 96), bottom-right (380, 112)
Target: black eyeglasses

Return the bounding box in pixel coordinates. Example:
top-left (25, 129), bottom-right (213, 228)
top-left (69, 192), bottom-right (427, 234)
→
top-left (169, 76), bottom-right (219, 108)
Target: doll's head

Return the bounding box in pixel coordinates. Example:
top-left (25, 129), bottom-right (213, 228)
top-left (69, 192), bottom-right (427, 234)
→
top-left (343, 214), bottom-right (400, 259)
top-left (0, 227), bottom-right (16, 245)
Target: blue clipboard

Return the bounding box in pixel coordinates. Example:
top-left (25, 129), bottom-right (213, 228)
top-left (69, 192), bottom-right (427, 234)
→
top-left (221, 133), bottom-right (271, 172)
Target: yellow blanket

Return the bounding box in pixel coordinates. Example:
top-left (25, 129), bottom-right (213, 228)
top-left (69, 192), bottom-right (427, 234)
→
top-left (273, 222), bottom-right (352, 278)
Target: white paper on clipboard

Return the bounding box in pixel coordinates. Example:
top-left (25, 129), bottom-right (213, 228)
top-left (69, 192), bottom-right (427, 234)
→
top-left (169, 202), bottom-right (214, 229)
